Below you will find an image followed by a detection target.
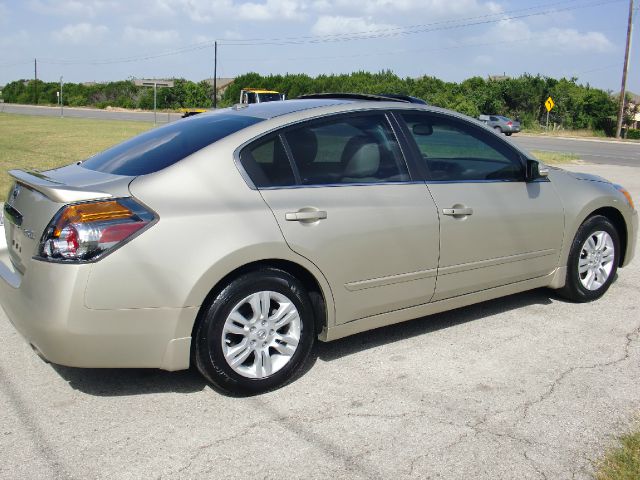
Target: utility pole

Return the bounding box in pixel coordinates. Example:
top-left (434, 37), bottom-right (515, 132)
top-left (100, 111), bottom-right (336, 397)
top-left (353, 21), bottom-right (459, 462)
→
top-left (60, 76), bottom-right (64, 118)
top-left (213, 41), bottom-right (218, 109)
top-left (34, 58), bottom-right (38, 105)
top-left (616, 0), bottom-right (634, 139)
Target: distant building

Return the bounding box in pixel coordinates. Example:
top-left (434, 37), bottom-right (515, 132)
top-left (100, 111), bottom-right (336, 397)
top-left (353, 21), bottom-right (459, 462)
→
top-left (488, 74), bottom-right (510, 81)
top-left (203, 77), bottom-right (235, 92)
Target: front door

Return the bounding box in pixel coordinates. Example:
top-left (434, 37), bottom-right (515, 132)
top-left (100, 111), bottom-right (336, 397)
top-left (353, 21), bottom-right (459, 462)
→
top-left (397, 111), bottom-right (564, 301)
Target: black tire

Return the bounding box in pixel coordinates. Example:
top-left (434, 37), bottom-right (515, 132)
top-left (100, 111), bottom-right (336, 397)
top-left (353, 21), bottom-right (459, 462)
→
top-left (556, 215), bottom-right (620, 302)
top-left (194, 268), bottom-right (315, 395)
top-left (505, 132), bottom-right (512, 136)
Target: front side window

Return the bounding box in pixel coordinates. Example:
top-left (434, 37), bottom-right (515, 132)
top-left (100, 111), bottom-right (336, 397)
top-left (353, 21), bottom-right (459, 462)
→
top-left (283, 114), bottom-right (410, 185)
top-left (400, 113), bottom-right (524, 182)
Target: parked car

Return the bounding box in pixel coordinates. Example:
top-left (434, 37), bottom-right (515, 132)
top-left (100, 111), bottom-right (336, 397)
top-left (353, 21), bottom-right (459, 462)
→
top-left (1, 96), bottom-right (636, 395)
top-left (479, 114), bottom-right (521, 135)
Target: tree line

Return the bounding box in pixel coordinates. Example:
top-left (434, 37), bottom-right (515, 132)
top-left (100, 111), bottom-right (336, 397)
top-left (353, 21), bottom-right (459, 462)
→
top-left (1, 71), bottom-right (624, 134)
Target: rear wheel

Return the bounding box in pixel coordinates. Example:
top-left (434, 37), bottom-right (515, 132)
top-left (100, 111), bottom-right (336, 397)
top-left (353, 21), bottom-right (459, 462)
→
top-left (505, 132), bottom-right (512, 136)
top-left (195, 268), bottom-right (315, 395)
top-left (556, 215), bottom-right (619, 302)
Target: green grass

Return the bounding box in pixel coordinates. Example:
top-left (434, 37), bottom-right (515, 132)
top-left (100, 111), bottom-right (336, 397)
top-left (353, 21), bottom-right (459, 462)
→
top-left (521, 127), bottom-right (608, 138)
top-left (530, 150), bottom-right (580, 164)
top-left (596, 430), bottom-right (640, 480)
top-left (0, 113), bottom-right (152, 198)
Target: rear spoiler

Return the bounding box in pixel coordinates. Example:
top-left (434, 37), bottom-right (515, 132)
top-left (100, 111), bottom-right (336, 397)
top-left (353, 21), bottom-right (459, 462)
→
top-left (8, 170), bottom-right (112, 203)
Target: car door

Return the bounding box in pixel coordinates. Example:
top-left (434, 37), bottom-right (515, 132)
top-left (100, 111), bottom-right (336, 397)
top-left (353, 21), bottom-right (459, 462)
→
top-left (396, 111), bottom-right (564, 301)
top-left (238, 112), bottom-right (440, 323)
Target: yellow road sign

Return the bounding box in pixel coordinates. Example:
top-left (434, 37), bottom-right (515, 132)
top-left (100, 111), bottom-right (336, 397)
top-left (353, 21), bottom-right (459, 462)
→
top-left (545, 96), bottom-right (555, 112)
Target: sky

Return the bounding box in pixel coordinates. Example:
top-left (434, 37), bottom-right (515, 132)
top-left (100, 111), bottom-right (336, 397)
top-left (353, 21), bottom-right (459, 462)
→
top-left (0, 0), bottom-right (638, 93)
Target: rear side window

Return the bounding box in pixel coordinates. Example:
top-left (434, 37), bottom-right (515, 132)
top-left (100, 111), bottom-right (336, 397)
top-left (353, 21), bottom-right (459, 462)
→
top-left (81, 113), bottom-right (263, 176)
top-left (283, 114), bottom-right (410, 185)
top-left (239, 135), bottom-right (296, 188)
top-left (400, 112), bottom-right (524, 182)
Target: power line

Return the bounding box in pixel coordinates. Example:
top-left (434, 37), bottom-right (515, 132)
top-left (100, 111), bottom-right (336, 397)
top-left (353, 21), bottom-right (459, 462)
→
top-left (2, 0), bottom-right (622, 67)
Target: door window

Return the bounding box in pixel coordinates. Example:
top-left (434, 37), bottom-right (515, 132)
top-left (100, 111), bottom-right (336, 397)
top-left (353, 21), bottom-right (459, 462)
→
top-left (283, 114), bottom-right (410, 185)
top-left (400, 113), bottom-right (524, 182)
top-left (239, 134), bottom-right (296, 187)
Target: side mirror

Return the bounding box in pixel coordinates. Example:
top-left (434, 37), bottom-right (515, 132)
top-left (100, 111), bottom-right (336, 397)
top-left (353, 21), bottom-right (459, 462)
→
top-left (412, 123), bottom-right (433, 136)
top-left (526, 159), bottom-right (549, 181)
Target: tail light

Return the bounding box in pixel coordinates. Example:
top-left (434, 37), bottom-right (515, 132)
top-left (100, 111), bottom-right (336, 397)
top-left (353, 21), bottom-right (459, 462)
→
top-left (37, 198), bottom-right (156, 263)
top-left (507, 121), bottom-right (513, 126)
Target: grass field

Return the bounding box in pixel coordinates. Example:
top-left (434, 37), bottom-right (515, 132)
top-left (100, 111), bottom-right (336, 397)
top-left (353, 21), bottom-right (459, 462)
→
top-left (530, 150), bottom-right (580, 164)
top-left (0, 113), bottom-right (152, 198)
top-left (596, 430), bottom-right (640, 480)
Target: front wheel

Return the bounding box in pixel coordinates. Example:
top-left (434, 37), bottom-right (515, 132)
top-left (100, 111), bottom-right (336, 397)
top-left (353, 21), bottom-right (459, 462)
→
top-left (194, 268), bottom-right (315, 395)
top-left (494, 126), bottom-right (502, 134)
top-left (556, 215), bottom-right (620, 302)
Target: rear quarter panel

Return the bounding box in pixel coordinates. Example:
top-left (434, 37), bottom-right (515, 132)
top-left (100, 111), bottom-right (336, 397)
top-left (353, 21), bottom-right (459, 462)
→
top-left (83, 136), bottom-right (336, 332)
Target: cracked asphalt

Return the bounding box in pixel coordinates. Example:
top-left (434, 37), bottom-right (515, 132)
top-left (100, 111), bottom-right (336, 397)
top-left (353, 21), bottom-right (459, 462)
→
top-left (1, 163), bottom-right (639, 480)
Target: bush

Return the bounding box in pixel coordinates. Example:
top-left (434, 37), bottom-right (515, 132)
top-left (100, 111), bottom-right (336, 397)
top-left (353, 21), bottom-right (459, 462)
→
top-left (625, 129), bottom-right (640, 139)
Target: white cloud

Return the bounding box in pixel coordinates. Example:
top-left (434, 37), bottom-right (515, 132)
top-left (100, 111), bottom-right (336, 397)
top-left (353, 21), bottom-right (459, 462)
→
top-left (479, 18), bottom-right (613, 55)
top-left (538, 28), bottom-right (613, 53)
top-left (123, 26), bottom-right (180, 45)
top-left (52, 23), bottom-right (108, 44)
top-left (312, 0), bottom-right (501, 17)
top-left (312, 15), bottom-right (396, 36)
top-left (29, 0), bottom-right (114, 18)
top-left (238, 0), bottom-right (306, 21)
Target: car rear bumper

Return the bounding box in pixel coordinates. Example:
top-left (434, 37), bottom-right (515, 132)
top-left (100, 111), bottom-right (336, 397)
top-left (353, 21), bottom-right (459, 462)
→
top-left (0, 241), bottom-right (195, 371)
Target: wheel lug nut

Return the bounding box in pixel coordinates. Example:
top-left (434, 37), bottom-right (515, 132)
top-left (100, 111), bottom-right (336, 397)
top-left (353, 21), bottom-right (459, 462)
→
top-left (250, 327), bottom-right (256, 332)
top-left (261, 320), bottom-right (267, 326)
top-left (262, 342), bottom-right (267, 347)
top-left (250, 340), bottom-right (256, 346)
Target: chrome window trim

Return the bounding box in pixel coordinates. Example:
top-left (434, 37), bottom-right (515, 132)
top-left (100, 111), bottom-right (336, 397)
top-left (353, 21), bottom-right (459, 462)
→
top-left (256, 181), bottom-right (427, 191)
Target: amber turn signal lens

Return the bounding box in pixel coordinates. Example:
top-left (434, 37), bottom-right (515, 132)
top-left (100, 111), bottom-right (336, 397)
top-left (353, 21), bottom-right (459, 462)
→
top-left (615, 184), bottom-right (635, 210)
top-left (53, 201), bottom-right (132, 237)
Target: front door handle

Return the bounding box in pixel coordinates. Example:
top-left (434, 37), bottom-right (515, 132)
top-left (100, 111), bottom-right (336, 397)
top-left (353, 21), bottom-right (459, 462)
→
top-left (285, 210), bottom-right (327, 222)
top-left (442, 207), bottom-right (473, 216)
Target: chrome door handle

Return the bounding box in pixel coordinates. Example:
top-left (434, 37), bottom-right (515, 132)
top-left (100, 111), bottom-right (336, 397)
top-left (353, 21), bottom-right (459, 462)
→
top-left (285, 210), bottom-right (327, 222)
top-left (442, 207), bottom-right (473, 216)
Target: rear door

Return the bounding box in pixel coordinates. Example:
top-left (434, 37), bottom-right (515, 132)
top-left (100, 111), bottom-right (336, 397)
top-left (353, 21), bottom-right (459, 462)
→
top-left (239, 112), bottom-right (440, 324)
top-left (396, 111), bottom-right (564, 301)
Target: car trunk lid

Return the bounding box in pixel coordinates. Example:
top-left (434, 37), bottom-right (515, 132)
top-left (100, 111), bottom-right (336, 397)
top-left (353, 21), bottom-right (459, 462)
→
top-left (3, 164), bottom-right (133, 274)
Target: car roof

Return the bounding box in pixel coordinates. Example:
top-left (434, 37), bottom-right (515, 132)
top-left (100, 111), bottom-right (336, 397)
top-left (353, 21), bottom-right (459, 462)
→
top-left (219, 98), bottom-right (355, 120)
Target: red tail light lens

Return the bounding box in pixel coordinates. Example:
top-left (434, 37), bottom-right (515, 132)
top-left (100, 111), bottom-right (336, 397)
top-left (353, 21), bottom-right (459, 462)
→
top-left (37, 198), bottom-right (156, 262)
top-left (507, 121), bottom-right (512, 126)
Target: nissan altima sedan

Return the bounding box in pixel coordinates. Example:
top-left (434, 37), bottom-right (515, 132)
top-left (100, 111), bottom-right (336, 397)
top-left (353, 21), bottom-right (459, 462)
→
top-left (0, 95), bottom-right (637, 395)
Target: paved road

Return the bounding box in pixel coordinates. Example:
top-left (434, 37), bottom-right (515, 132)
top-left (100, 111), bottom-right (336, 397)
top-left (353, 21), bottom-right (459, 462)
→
top-left (0, 164), bottom-right (639, 479)
top-left (0, 103), bottom-right (182, 124)
top-left (511, 135), bottom-right (640, 167)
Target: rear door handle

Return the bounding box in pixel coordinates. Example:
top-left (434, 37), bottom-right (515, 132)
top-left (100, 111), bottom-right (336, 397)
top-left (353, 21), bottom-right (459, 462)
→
top-left (442, 207), bottom-right (473, 216)
top-left (285, 210), bottom-right (327, 222)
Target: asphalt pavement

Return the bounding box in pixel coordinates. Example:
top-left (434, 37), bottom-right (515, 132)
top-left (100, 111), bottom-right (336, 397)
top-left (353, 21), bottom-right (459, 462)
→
top-left (511, 135), bottom-right (640, 168)
top-left (0, 162), bottom-right (639, 479)
top-left (0, 103), bottom-right (182, 124)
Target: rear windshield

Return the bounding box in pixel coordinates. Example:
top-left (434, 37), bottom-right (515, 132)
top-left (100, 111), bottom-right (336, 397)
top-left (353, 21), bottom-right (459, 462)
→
top-left (81, 113), bottom-right (263, 176)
